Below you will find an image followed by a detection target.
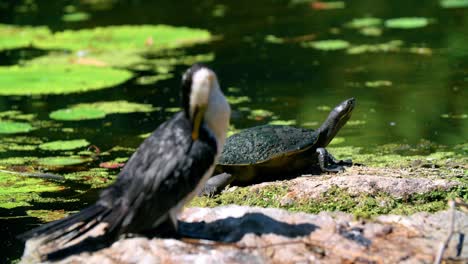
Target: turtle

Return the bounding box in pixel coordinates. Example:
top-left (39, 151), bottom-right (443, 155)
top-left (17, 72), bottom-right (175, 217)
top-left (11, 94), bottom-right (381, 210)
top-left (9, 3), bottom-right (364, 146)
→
top-left (201, 97), bottom-right (356, 196)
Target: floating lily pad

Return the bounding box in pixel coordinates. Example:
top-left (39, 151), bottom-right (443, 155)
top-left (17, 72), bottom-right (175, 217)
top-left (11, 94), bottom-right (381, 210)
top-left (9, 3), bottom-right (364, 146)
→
top-left (345, 17), bottom-right (382, 29)
top-left (268, 120), bottom-right (297, 126)
top-left (73, 101), bottom-right (156, 114)
top-left (0, 24), bottom-right (51, 51)
top-left (62, 12), bottom-right (91, 22)
top-left (0, 121), bottom-right (35, 134)
top-left (302, 39), bottom-right (350, 51)
top-left (247, 109), bottom-right (274, 120)
top-left (34, 25), bottom-right (211, 52)
top-left (329, 137), bottom-right (345, 145)
top-left (0, 64), bottom-right (133, 96)
top-left (365, 80), bottom-right (393, 88)
top-left (347, 40), bottom-right (403, 54)
top-left (385, 17), bottom-right (431, 29)
top-left (226, 96), bottom-right (252, 105)
top-left (50, 101), bottom-right (157, 121)
top-left (440, 0), bottom-right (468, 8)
top-left (38, 156), bottom-right (92, 167)
top-left (49, 108), bottom-right (106, 121)
top-left (441, 113), bottom-right (467, 119)
top-left (0, 172), bottom-right (63, 209)
top-left (39, 139), bottom-right (90, 151)
top-left (64, 168), bottom-right (116, 188)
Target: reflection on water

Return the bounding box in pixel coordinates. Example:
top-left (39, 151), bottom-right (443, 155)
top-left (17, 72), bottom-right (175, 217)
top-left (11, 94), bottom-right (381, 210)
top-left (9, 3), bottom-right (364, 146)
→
top-left (0, 0), bottom-right (467, 262)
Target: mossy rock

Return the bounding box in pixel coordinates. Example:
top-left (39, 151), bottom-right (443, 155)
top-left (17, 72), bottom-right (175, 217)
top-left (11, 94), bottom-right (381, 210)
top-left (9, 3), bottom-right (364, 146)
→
top-left (39, 139), bottom-right (90, 151)
top-left (0, 64), bottom-right (133, 96)
top-left (0, 121), bottom-right (35, 134)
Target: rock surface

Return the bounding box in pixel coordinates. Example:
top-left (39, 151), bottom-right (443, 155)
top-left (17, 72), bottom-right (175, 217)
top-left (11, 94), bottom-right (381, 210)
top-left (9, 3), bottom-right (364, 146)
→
top-left (25, 205), bottom-right (467, 264)
top-left (250, 166), bottom-right (459, 199)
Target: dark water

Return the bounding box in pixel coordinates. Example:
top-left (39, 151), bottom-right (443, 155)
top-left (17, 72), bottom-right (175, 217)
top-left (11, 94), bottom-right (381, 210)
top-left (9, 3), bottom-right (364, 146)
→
top-left (0, 0), bottom-right (467, 262)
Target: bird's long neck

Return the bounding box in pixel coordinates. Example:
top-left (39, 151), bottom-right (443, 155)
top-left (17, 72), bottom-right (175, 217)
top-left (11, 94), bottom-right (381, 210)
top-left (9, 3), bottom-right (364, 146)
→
top-left (204, 87), bottom-right (231, 155)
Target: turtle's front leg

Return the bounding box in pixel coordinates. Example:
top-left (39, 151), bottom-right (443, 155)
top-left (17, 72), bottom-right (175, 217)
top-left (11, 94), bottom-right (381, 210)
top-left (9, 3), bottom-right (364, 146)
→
top-left (316, 148), bottom-right (352, 173)
top-left (199, 173), bottom-right (234, 197)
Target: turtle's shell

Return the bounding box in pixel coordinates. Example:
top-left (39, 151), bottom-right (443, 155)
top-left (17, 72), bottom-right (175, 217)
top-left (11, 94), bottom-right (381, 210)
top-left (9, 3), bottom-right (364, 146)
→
top-left (219, 125), bottom-right (318, 165)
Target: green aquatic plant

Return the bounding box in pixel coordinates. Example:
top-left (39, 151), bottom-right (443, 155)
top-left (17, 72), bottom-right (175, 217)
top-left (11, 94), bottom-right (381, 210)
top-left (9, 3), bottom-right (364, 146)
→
top-left (440, 0), bottom-right (468, 8)
top-left (347, 40), bottom-right (403, 54)
top-left (0, 172), bottom-right (63, 209)
top-left (38, 156), bottom-right (92, 167)
top-left (0, 121), bottom-right (35, 134)
top-left (49, 108), bottom-right (106, 121)
top-left (50, 100), bottom-right (157, 121)
top-left (39, 139), bottom-right (90, 151)
top-left (385, 17), bottom-right (431, 29)
top-left (345, 17), bottom-right (382, 29)
top-left (0, 24), bottom-right (51, 51)
top-left (72, 100), bottom-right (156, 114)
top-left (0, 64), bottom-right (133, 96)
top-left (268, 120), bottom-right (297, 126)
top-left (33, 25), bottom-right (211, 52)
top-left (226, 96), bottom-right (252, 105)
top-left (61, 12), bottom-right (91, 22)
top-left (26, 209), bottom-right (69, 222)
top-left (302, 39), bottom-right (350, 51)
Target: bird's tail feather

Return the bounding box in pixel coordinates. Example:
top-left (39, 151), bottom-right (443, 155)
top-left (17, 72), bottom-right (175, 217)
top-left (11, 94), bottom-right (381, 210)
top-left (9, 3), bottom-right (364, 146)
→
top-left (17, 204), bottom-right (110, 245)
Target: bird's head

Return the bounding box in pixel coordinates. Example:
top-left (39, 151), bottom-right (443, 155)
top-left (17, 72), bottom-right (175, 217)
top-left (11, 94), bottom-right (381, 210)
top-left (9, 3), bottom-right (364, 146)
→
top-left (181, 64), bottom-right (231, 150)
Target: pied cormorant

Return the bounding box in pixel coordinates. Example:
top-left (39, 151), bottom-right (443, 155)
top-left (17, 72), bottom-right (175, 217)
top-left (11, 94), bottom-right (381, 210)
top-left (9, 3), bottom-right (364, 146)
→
top-left (19, 64), bottom-right (231, 260)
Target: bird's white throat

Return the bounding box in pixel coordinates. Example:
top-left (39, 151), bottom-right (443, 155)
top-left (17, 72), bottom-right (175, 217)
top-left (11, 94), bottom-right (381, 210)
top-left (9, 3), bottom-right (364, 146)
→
top-left (190, 68), bottom-right (231, 155)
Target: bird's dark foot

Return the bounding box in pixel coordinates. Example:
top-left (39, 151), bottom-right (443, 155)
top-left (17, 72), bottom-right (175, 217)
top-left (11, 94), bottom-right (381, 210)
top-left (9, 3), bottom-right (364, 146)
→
top-left (317, 148), bottom-right (352, 173)
top-left (199, 173), bottom-right (234, 197)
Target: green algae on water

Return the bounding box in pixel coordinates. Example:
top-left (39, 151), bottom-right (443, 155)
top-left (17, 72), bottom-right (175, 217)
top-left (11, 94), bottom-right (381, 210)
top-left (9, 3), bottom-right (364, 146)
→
top-left (0, 171), bottom-right (63, 209)
top-left (39, 139), bottom-right (90, 151)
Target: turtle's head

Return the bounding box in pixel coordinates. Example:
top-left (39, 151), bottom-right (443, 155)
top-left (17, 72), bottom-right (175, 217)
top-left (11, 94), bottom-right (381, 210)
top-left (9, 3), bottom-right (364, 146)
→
top-left (316, 98), bottom-right (355, 147)
top-left (181, 64), bottom-right (231, 153)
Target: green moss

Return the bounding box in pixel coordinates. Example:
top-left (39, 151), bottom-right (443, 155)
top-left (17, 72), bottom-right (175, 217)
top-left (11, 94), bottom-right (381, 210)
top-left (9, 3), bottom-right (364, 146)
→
top-left (39, 139), bottom-right (90, 151)
top-left (0, 64), bottom-right (133, 96)
top-left (191, 184), bottom-right (465, 219)
top-left (0, 121), bottom-right (35, 134)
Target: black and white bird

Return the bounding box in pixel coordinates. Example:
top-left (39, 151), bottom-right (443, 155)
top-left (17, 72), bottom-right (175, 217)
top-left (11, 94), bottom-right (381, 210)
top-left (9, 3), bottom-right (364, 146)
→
top-left (19, 64), bottom-right (231, 260)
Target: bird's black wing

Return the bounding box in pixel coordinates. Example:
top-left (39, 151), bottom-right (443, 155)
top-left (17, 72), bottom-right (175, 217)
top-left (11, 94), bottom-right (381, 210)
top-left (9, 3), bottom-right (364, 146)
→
top-left (18, 112), bottom-right (217, 244)
top-left (99, 112), bottom-right (217, 235)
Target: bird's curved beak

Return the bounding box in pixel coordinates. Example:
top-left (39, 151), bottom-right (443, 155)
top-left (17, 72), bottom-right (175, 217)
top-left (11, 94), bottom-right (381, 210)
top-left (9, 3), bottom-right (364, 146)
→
top-left (191, 105), bottom-right (207, 141)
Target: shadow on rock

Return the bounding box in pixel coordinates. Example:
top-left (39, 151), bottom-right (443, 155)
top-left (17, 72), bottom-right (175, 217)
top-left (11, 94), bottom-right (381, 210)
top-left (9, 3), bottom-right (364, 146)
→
top-left (178, 212), bottom-right (318, 242)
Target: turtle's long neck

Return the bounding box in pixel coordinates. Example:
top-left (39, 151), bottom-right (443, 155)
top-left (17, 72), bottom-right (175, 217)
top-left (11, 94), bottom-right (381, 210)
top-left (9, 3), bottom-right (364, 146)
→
top-left (315, 98), bottom-right (355, 148)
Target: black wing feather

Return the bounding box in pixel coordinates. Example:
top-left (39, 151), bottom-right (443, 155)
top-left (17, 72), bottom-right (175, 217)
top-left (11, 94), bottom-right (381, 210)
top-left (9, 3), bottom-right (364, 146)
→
top-left (19, 112), bottom-right (217, 244)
